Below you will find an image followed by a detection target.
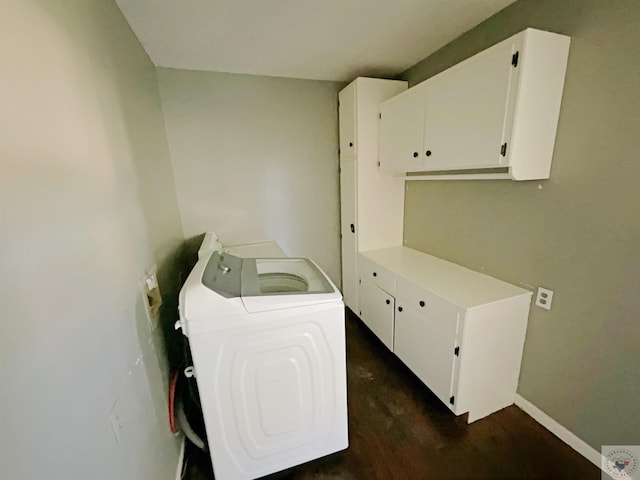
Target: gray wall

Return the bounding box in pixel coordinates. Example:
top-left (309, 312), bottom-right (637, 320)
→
top-left (156, 69), bottom-right (343, 285)
top-left (1, 0), bottom-right (183, 478)
top-left (401, 0), bottom-right (640, 449)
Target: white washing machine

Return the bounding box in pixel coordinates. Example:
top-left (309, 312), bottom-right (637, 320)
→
top-left (177, 236), bottom-right (348, 480)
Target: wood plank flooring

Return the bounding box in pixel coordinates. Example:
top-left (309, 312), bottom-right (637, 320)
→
top-left (184, 310), bottom-right (603, 479)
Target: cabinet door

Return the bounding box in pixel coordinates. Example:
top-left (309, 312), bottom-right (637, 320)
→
top-left (338, 83), bottom-right (357, 158)
top-left (379, 87), bottom-right (426, 173)
top-left (394, 303), bottom-right (458, 408)
top-left (340, 160), bottom-right (357, 312)
top-left (423, 40), bottom-right (516, 170)
top-left (359, 279), bottom-right (395, 350)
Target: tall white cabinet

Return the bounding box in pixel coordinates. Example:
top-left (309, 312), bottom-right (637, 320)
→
top-left (338, 78), bottom-right (407, 313)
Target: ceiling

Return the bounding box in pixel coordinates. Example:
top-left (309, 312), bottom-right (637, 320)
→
top-left (116, 0), bottom-right (516, 82)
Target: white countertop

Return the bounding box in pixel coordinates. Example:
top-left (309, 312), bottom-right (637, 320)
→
top-left (360, 246), bottom-right (532, 309)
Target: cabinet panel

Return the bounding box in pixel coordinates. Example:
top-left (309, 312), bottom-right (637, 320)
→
top-left (379, 87), bottom-right (425, 173)
top-left (358, 254), bottom-right (395, 295)
top-left (423, 41), bottom-right (516, 170)
top-left (339, 161), bottom-right (357, 311)
top-left (338, 84), bottom-right (357, 158)
top-left (359, 279), bottom-right (395, 350)
top-left (394, 304), bottom-right (458, 408)
top-left (396, 277), bottom-right (460, 336)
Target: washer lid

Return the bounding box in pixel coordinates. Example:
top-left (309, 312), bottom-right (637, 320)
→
top-left (241, 257), bottom-right (342, 312)
top-left (241, 258), bottom-right (333, 296)
top-left (202, 254), bottom-right (337, 295)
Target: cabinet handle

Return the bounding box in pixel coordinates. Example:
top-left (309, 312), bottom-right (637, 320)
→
top-left (398, 306), bottom-right (403, 312)
top-left (413, 152), bottom-right (418, 158)
top-left (419, 300), bottom-right (425, 307)
top-left (426, 150), bottom-right (432, 157)
top-left (372, 272), bottom-right (377, 277)
top-left (350, 224), bottom-right (355, 233)
top-left (386, 299), bottom-right (390, 305)
top-left (349, 142), bottom-right (353, 147)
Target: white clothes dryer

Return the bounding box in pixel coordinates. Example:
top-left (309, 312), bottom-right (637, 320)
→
top-left (177, 243), bottom-right (348, 480)
top-left (197, 231), bottom-right (287, 260)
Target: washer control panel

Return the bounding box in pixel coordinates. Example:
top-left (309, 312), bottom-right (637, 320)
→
top-left (202, 252), bottom-right (242, 298)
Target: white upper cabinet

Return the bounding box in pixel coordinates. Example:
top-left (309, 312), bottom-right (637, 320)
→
top-left (379, 28), bottom-right (571, 180)
top-left (379, 86), bottom-right (426, 173)
top-left (423, 41), bottom-right (514, 171)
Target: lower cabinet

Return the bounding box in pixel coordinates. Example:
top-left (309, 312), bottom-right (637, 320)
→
top-left (357, 247), bottom-right (532, 423)
top-left (358, 278), bottom-right (395, 351)
top-left (394, 302), bottom-right (458, 409)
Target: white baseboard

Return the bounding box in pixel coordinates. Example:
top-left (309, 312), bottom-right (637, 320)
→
top-left (175, 436), bottom-right (186, 480)
top-left (514, 394), bottom-right (604, 468)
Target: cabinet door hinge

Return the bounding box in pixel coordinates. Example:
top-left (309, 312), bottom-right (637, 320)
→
top-left (454, 346), bottom-right (460, 356)
top-left (449, 395), bottom-right (455, 405)
top-left (512, 51), bottom-right (519, 67)
top-left (338, 148), bottom-right (341, 156)
top-left (501, 143), bottom-right (508, 157)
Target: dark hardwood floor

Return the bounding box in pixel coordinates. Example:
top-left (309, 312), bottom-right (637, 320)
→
top-left (183, 310), bottom-right (603, 479)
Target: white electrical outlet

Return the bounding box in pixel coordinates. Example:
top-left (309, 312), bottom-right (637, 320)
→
top-left (535, 287), bottom-right (554, 310)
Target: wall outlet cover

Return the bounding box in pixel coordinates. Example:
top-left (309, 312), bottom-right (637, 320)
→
top-left (535, 287), bottom-right (554, 310)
